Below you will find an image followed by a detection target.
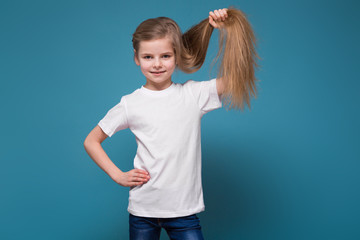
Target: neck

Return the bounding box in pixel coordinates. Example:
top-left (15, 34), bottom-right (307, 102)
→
top-left (143, 80), bottom-right (173, 91)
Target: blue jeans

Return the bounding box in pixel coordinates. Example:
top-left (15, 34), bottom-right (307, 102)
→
top-left (129, 213), bottom-right (205, 240)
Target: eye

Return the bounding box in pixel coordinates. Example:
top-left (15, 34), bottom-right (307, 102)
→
top-left (143, 56), bottom-right (152, 59)
top-left (162, 55), bottom-right (172, 59)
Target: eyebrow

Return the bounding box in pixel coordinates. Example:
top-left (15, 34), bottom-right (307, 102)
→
top-left (140, 52), bottom-right (174, 55)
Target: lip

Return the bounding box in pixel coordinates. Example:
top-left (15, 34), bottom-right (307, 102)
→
top-left (150, 71), bottom-right (166, 75)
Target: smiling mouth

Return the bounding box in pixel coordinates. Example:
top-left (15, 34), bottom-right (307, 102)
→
top-left (151, 71), bottom-right (166, 74)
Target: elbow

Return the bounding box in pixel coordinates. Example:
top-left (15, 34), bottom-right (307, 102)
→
top-left (83, 134), bottom-right (102, 152)
top-left (83, 135), bottom-right (95, 151)
top-left (84, 125), bottom-right (107, 151)
top-left (83, 136), bottom-right (90, 151)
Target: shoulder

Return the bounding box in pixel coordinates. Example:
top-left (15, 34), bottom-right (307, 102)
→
top-left (183, 79), bottom-right (216, 86)
top-left (183, 79), bottom-right (201, 86)
top-left (182, 79), bottom-right (202, 91)
top-left (122, 88), bottom-right (142, 102)
top-left (182, 79), bottom-right (217, 93)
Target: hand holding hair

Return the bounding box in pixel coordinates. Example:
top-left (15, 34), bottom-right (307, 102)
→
top-left (209, 8), bottom-right (228, 28)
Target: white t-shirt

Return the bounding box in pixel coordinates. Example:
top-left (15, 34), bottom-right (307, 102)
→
top-left (98, 78), bottom-right (222, 218)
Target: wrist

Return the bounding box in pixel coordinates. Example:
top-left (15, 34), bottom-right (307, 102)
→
top-left (109, 168), bottom-right (124, 182)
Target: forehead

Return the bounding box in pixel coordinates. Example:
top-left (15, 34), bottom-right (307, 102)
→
top-left (138, 37), bottom-right (174, 54)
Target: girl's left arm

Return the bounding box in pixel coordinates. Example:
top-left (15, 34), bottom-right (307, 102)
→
top-left (208, 8), bottom-right (228, 97)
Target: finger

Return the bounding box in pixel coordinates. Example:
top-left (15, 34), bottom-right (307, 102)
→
top-left (130, 181), bottom-right (143, 187)
top-left (222, 8), bottom-right (228, 21)
top-left (132, 174), bottom-right (150, 182)
top-left (134, 169), bottom-right (149, 175)
top-left (138, 173), bottom-right (150, 181)
top-left (209, 11), bottom-right (217, 21)
top-left (132, 176), bottom-right (144, 182)
top-left (131, 178), bottom-right (148, 186)
top-left (209, 15), bottom-right (218, 28)
top-left (209, 11), bottom-right (220, 28)
top-left (133, 169), bottom-right (144, 173)
top-left (223, 8), bottom-right (228, 18)
top-left (214, 10), bottom-right (221, 20)
top-left (217, 9), bottom-right (225, 21)
top-left (133, 173), bottom-right (145, 180)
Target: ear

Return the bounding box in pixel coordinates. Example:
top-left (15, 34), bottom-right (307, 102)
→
top-left (134, 49), bottom-right (140, 66)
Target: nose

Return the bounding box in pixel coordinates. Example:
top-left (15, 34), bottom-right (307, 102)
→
top-left (153, 58), bottom-right (162, 68)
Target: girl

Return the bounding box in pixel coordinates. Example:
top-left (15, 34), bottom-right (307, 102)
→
top-left (84, 7), bottom-right (259, 240)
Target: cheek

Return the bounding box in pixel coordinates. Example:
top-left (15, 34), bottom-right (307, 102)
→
top-left (140, 62), bottom-right (152, 71)
top-left (165, 60), bottom-right (176, 70)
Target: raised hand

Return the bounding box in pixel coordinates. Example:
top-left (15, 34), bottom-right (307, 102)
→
top-left (209, 8), bottom-right (228, 28)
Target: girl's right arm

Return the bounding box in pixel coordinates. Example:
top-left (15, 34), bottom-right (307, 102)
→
top-left (83, 125), bottom-right (150, 187)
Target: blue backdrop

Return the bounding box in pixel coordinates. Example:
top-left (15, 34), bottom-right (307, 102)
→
top-left (1, 0), bottom-right (359, 239)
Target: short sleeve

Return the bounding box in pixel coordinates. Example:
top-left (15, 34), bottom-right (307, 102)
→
top-left (187, 78), bottom-right (222, 115)
top-left (98, 96), bottom-right (129, 137)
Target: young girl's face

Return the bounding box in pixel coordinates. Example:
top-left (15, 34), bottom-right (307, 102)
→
top-left (134, 37), bottom-right (176, 90)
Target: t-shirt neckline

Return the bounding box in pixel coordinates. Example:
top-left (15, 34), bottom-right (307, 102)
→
top-left (140, 82), bottom-right (175, 97)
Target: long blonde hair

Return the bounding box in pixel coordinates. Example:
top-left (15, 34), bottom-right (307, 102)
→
top-left (132, 7), bottom-right (260, 110)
